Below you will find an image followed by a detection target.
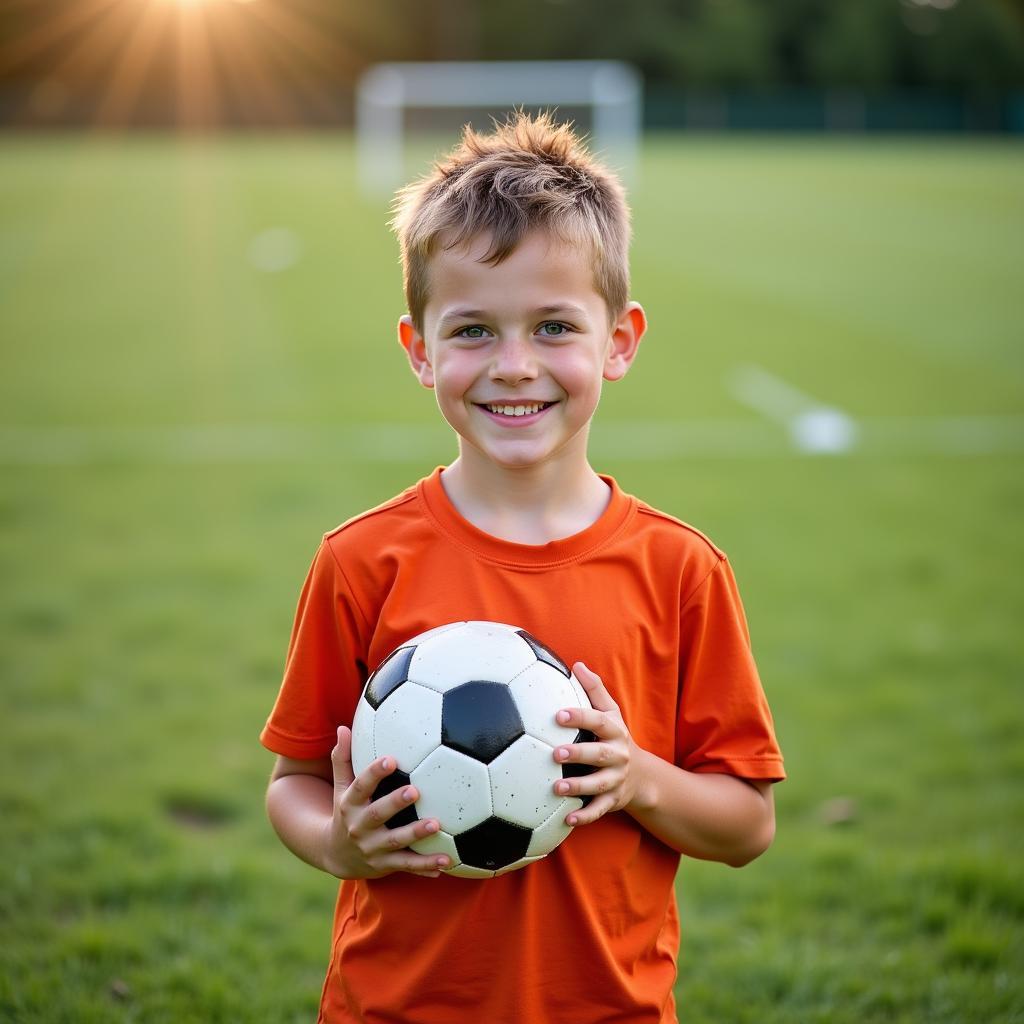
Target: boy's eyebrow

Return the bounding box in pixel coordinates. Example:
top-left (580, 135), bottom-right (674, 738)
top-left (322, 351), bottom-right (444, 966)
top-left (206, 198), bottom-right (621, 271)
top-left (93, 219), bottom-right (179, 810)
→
top-left (533, 304), bottom-right (590, 320)
top-left (437, 308), bottom-right (488, 327)
top-left (436, 304), bottom-right (590, 329)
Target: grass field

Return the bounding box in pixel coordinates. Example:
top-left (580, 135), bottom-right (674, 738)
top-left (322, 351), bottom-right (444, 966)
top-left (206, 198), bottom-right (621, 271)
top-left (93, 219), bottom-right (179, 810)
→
top-left (1, 133), bottom-right (1022, 1022)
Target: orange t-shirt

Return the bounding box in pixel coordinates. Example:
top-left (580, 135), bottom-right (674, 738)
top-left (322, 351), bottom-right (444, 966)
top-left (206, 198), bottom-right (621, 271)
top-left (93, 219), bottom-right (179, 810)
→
top-left (261, 468), bottom-right (785, 1024)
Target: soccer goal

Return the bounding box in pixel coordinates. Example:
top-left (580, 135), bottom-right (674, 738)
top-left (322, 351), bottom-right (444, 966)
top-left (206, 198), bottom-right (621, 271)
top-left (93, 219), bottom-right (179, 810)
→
top-left (355, 60), bottom-right (643, 197)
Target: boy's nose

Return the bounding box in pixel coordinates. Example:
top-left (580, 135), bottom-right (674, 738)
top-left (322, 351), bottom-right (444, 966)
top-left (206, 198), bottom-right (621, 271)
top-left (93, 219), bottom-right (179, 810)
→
top-left (489, 336), bottom-right (538, 383)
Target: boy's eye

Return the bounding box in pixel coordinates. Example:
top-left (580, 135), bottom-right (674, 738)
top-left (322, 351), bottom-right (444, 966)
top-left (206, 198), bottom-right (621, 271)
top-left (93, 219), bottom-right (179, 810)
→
top-left (456, 325), bottom-right (489, 339)
top-left (538, 322), bottom-right (570, 337)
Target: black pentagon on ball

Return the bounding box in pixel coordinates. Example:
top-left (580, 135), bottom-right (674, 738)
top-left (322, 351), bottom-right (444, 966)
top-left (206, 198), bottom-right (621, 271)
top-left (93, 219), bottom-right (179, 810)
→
top-left (562, 729), bottom-right (598, 808)
top-left (441, 681), bottom-right (525, 763)
top-left (455, 816), bottom-right (533, 871)
top-left (516, 630), bottom-right (570, 677)
top-left (370, 769), bottom-right (418, 830)
top-left (364, 645), bottom-right (416, 710)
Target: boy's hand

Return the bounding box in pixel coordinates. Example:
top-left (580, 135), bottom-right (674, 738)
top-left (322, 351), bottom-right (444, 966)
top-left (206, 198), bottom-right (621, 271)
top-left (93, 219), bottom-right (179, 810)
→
top-left (552, 662), bottom-right (649, 827)
top-left (325, 726), bottom-right (451, 879)
top-left (548, 665), bottom-right (777, 863)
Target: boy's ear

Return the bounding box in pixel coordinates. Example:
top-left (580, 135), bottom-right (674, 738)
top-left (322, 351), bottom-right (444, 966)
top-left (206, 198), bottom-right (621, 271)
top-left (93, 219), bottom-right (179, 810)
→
top-left (603, 302), bottom-right (647, 382)
top-left (398, 315), bottom-right (434, 389)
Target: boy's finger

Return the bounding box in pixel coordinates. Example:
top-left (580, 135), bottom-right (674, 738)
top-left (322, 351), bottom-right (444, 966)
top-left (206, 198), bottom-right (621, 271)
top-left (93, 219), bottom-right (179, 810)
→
top-left (565, 793), bottom-right (615, 827)
top-left (553, 739), bottom-right (613, 768)
top-left (366, 815), bottom-right (445, 856)
top-left (555, 763), bottom-right (614, 799)
top-left (331, 726), bottom-right (355, 791)
top-left (364, 815), bottom-right (453, 873)
top-left (381, 851), bottom-right (452, 877)
top-left (571, 662), bottom-right (620, 714)
top-left (362, 781), bottom-right (420, 830)
top-left (344, 755), bottom-right (397, 807)
top-left (556, 704), bottom-right (621, 737)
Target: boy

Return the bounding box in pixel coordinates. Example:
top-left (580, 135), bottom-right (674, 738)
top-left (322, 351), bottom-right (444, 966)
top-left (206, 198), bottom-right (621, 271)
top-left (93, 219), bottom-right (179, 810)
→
top-left (261, 112), bottom-right (784, 1024)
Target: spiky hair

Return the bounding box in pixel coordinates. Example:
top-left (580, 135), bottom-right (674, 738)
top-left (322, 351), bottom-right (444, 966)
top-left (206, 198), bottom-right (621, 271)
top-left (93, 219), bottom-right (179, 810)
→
top-left (390, 111), bottom-right (631, 328)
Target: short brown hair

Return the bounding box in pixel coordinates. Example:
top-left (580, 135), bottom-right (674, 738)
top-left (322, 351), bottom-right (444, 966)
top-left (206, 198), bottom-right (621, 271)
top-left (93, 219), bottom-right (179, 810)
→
top-left (391, 111), bottom-right (631, 329)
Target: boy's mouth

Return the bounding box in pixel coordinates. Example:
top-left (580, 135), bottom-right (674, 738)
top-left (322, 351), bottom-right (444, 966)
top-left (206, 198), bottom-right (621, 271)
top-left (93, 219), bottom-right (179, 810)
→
top-left (477, 401), bottom-right (556, 419)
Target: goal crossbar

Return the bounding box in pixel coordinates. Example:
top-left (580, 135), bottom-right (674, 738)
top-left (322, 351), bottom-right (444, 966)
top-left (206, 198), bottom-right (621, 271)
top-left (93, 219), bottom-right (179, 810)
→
top-left (356, 60), bottom-right (642, 195)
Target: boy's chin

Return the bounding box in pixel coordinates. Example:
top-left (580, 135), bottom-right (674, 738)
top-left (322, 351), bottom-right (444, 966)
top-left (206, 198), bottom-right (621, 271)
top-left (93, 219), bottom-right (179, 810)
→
top-left (458, 437), bottom-right (575, 474)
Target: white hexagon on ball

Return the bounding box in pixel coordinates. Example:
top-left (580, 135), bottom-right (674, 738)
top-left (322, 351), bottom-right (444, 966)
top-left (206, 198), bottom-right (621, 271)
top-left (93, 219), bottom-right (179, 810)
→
top-left (526, 798), bottom-right (583, 859)
top-left (411, 745), bottom-right (492, 834)
top-left (372, 681), bottom-right (442, 773)
top-left (350, 696), bottom-right (376, 770)
top-left (411, 827), bottom-right (459, 863)
top-left (488, 734), bottom-right (564, 830)
top-left (407, 621), bottom-right (536, 693)
top-left (509, 661), bottom-right (580, 748)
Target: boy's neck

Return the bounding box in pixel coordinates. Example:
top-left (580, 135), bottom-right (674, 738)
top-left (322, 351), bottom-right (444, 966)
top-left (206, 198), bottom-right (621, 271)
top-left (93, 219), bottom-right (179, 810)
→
top-left (439, 455), bottom-right (611, 546)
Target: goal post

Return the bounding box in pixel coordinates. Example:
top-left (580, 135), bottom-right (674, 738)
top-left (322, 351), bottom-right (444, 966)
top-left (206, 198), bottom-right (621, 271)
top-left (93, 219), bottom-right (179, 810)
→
top-left (355, 60), bottom-right (643, 197)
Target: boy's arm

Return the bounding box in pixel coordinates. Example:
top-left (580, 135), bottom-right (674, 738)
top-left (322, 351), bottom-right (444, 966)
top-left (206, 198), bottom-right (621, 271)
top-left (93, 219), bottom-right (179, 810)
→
top-left (553, 664), bottom-right (776, 868)
top-left (266, 726), bottom-right (451, 879)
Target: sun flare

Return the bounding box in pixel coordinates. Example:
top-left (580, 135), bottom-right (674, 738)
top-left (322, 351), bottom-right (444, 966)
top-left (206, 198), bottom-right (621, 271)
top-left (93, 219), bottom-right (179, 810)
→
top-left (5, 0), bottom-right (355, 129)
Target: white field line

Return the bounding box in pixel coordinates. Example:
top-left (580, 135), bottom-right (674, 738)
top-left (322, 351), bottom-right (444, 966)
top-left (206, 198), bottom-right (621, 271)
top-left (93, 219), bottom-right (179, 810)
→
top-left (728, 364), bottom-right (822, 422)
top-left (728, 363), bottom-right (859, 454)
top-left (594, 417), bottom-right (1024, 457)
top-left (0, 424), bottom-right (453, 465)
top-left (0, 417), bottom-right (1022, 465)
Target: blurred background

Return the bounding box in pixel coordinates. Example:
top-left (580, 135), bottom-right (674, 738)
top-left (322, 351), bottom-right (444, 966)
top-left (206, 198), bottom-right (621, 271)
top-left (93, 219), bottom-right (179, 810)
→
top-left (3, 0), bottom-right (1024, 131)
top-left (1, 2), bottom-right (1023, 1022)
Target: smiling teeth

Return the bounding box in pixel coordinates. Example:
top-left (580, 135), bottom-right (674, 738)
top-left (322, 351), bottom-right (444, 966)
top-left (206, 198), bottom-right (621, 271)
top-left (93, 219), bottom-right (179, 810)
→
top-left (485, 402), bottom-right (548, 417)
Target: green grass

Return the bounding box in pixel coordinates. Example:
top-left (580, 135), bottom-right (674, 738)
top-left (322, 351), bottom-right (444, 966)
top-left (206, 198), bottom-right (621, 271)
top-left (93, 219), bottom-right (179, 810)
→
top-left (1, 133), bottom-right (1022, 1022)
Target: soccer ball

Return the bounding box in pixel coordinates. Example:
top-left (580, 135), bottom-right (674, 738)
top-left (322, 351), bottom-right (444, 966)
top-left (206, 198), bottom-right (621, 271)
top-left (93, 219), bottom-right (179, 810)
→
top-left (350, 621), bottom-right (595, 878)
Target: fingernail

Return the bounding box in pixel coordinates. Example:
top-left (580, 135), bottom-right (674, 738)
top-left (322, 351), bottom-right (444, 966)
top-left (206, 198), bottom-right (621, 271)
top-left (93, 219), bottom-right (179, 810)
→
top-left (567, 815), bottom-right (578, 826)
top-left (557, 781), bottom-right (570, 795)
top-left (557, 711), bottom-right (571, 724)
top-left (556, 747), bottom-right (569, 761)
top-left (402, 787), bottom-right (414, 801)
top-left (424, 820), bottom-right (437, 833)
top-left (381, 758), bottom-right (391, 771)
top-left (437, 857), bottom-right (449, 868)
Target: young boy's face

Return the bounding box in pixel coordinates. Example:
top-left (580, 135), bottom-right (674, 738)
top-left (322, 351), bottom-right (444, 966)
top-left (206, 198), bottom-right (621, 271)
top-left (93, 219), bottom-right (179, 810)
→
top-left (399, 230), bottom-right (645, 475)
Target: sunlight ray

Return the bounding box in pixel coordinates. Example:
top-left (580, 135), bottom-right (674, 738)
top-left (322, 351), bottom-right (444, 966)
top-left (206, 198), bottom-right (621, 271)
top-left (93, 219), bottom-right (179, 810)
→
top-left (243, 2), bottom-right (357, 120)
top-left (174, 0), bottom-right (221, 127)
top-left (247, 1), bottom-right (358, 76)
top-left (41, 0), bottom-right (141, 91)
top-left (0, 0), bottom-right (124, 74)
top-left (211, 14), bottom-right (295, 125)
top-left (234, 18), bottom-right (335, 122)
top-left (95, 0), bottom-right (174, 127)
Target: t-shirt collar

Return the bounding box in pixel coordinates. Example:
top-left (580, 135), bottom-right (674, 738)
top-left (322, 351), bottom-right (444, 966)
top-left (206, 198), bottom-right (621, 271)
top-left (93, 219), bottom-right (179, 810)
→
top-left (417, 466), bottom-right (635, 569)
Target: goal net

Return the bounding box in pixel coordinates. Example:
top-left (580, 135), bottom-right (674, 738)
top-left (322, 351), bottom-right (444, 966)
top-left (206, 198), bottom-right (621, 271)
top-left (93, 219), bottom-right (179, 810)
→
top-left (355, 60), bottom-right (643, 196)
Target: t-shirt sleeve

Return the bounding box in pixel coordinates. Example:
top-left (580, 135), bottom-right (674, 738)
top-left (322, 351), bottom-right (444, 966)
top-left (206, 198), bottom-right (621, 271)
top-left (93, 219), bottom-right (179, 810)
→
top-left (259, 537), bottom-right (371, 760)
top-left (675, 556), bottom-right (785, 781)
